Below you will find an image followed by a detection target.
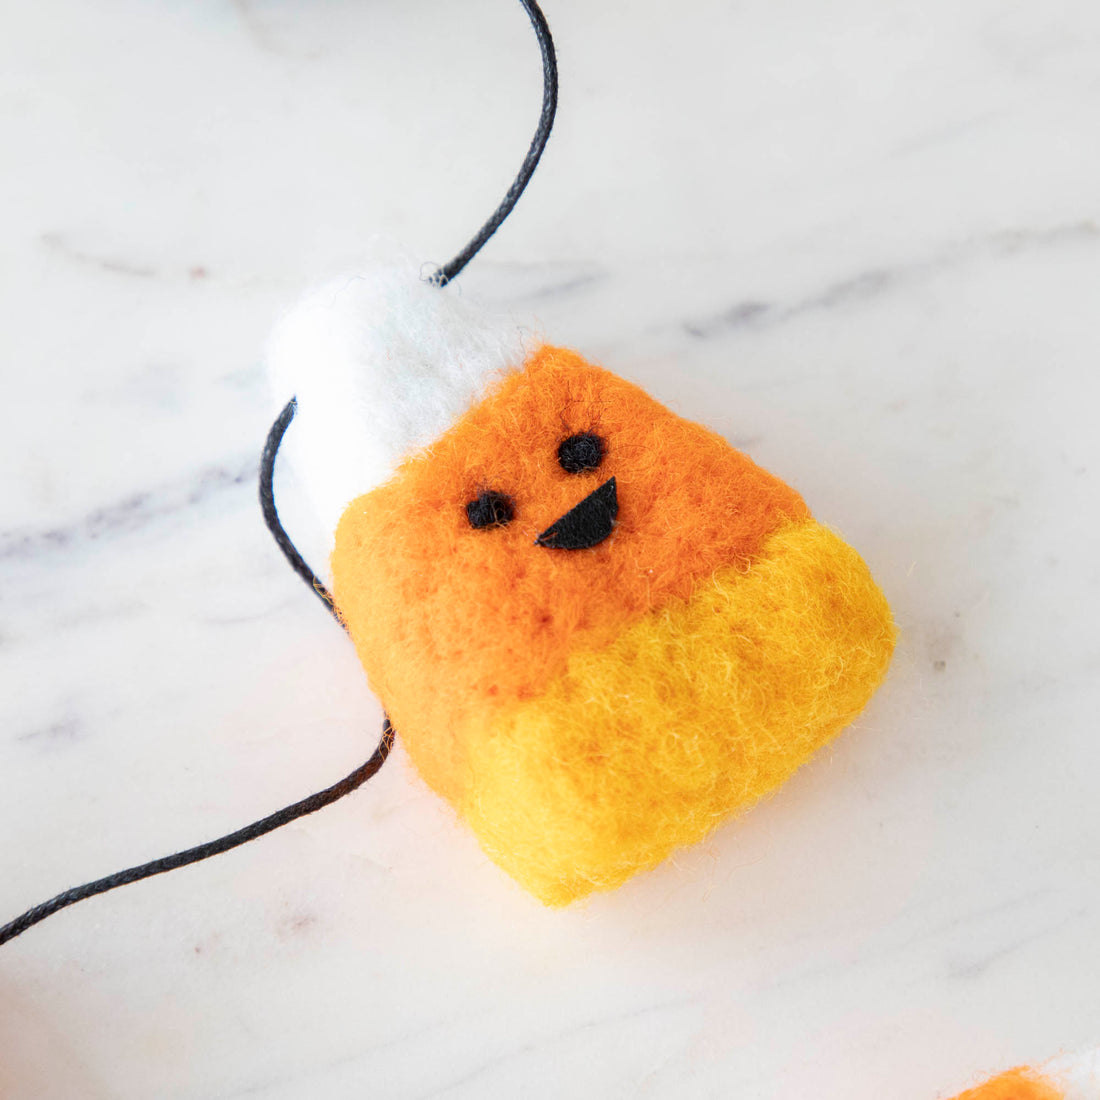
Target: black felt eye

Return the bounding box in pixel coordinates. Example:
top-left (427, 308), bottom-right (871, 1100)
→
top-left (466, 490), bottom-right (515, 529)
top-left (557, 432), bottom-right (605, 474)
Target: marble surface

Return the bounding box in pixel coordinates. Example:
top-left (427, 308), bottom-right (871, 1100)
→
top-left (2, 1), bottom-right (1099, 1097)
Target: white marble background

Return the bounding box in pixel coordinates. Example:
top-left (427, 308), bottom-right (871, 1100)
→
top-left (2, 1), bottom-right (1099, 1097)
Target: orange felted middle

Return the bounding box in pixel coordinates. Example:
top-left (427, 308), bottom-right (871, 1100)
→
top-left (331, 345), bottom-right (808, 802)
top-left (949, 1068), bottom-right (1063, 1100)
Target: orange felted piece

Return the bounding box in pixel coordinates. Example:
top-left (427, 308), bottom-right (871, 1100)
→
top-left (949, 1068), bottom-right (1063, 1100)
top-left (331, 345), bottom-right (809, 801)
top-left (458, 519), bottom-right (895, 905)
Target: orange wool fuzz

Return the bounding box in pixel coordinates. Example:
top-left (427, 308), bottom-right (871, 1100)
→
top-left (331, 345), bottom-right (894, 901)
top-left (333, 346), bottom-right (808, 801)
top-left (949, 1068), bottom-right (1064, 1100)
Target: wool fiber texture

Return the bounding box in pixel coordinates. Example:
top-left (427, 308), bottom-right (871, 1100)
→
top-left (947, 1049), bottom-right (1100, 1100)
top-left (461, 519), bottom-right (894, 904)
top-left (332, 345), bottom-right (809, 802)
top-left (949, 1069), bottom-right (1064, 1100)
top-left (331, 346), bottom-right (895, 903)
top-left (267, 259), bottom-right (526, 542)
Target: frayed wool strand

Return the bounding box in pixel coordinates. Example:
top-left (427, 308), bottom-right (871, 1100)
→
top-left (947, 1049), bottom-right (1100, 1100)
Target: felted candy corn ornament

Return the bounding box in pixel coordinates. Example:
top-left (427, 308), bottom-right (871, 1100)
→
top-left (267, 261), bottom-right (897, 905)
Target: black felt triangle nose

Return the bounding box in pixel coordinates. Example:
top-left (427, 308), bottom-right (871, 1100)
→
top-left (535, 477), bottom-right (618, 550)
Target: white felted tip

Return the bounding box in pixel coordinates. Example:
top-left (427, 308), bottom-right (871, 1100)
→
top-left (1046, 1048), bottom-right (1100, 1099)
top-left (267, 255), bottom-right (529, 551)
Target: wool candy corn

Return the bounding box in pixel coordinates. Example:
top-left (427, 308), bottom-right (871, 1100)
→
top-left (268, 262), bottom-right (895, 905)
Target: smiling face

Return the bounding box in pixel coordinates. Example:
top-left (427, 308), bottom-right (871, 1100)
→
top-left (331, 345), bottom-right (894, 904)
top-left (331, 347), bottom-right (808, 788)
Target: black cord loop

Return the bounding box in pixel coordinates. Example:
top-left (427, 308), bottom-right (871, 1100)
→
top-left (1, 0), bottom-right (558, 948)
top-left (260, 397), bottom-right (342, 624)
top-left (430, 0), bottom-right (557, 287)
top-left (0, 720), bottom-right (394, 947)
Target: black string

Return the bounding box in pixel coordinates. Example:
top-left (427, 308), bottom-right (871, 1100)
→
top-left (260, 397), bottom-right (342, 624)
top-left (430, 0), bottom-right (557, 287)
top-left (0, 722), bottom-right (394, 947)
top-left (1, 0), bottom-right (558, 947)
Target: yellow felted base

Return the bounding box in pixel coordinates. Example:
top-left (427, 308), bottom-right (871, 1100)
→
top-left (457, 520), bottom-right (896, 906)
